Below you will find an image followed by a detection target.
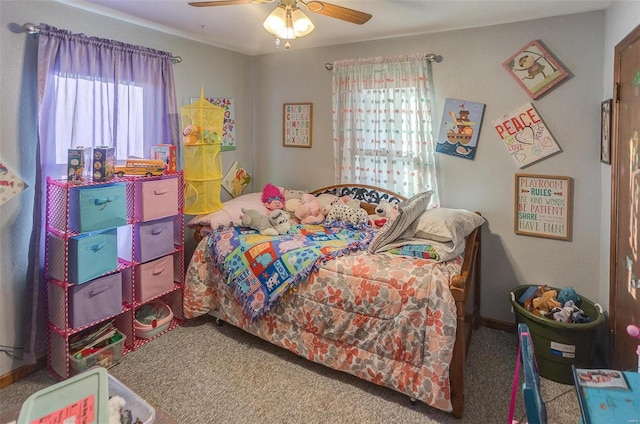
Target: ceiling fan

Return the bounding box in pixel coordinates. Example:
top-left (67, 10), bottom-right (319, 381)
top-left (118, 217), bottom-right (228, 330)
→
top-left (188, 0), bottom-right (372, 48)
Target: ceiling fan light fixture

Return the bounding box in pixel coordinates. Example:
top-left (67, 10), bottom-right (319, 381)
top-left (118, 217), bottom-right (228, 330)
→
top-left (263, 4), bottom-right (314, 41)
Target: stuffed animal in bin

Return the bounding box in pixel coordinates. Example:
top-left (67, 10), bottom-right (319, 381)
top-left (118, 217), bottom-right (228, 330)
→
top-left (262, 184), bottom-right (285, 211)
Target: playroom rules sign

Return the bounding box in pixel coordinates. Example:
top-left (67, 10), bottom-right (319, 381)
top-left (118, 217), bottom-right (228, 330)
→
top-left (515, 174), bottom-right (572, 240)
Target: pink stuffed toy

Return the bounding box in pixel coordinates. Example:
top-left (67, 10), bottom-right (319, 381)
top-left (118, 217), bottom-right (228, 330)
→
top-left (262, 183), bottom-right (285, 211)
top-left (295, 193), bottom-right (324, 225)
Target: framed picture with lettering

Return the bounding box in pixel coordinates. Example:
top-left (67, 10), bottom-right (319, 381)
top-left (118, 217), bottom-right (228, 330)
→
top-left (514, 174), bottom-right (572, 240)
top-left (283, 102), bottom-right (313, 148)
top-left (503, 39), bottom-right (570, 100)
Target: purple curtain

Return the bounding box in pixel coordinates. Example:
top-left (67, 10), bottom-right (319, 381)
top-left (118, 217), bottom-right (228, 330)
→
top-left (22, 24), bottom-right (180, 364)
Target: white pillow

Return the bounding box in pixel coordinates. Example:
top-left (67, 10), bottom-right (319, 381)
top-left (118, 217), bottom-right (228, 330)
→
top-left (187, 192), bottom-right (268, 228)
top-left (412, 208), bottom-right (485, 243)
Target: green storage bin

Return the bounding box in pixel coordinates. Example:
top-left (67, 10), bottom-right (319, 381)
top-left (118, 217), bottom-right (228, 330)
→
top-left (510, 285), bottom-right (604, 385)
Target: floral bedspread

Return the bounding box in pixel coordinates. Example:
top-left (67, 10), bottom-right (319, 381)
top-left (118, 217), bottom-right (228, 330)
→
top-left (184, 231), bottom-right (462, 412)
top-left (208, 224), bottom-right (375, 320)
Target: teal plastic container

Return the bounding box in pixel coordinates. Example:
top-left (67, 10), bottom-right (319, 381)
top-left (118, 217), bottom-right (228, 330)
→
top-left (510, 285), bottom-right (604, 385)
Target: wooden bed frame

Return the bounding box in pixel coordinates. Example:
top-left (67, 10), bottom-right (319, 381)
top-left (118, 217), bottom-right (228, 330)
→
top-left (190, 184), bottom-right (481, 419)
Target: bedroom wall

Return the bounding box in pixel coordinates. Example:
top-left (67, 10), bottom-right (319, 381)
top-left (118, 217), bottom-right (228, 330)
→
top-left (0, 0), bottom-right (253, 376)
top-left (252, 11), bottom-right (608, 325)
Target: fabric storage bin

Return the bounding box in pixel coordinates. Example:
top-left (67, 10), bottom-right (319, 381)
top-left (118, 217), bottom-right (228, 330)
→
top-left (135, 178), bottom-right (179, 221)
top-left (69, 183), bottom-right (127, 232)
top-left (134, 300), bottom-right (173, 339)
top-left (184, 177), bottom-right (222, 215)
top-left (135, 255), bottom-right (174, 302)
top-left (134, 217), bottom-right (174, 263)
top-left (69, 273), bottom-right (122, 328)
top-left (69, 330), bottom-right (126, 375)
top-left (68, 229), bottom-right (118, 284)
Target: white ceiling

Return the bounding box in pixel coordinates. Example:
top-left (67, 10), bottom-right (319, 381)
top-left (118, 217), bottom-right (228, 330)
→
top-left (58, 0), bottom-right (611, 56)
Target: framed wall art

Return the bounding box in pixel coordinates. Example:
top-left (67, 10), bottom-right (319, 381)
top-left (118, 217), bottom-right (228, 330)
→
top-left (283, 102), bottom-right (312, 148)
top-left (503, 39), bottom-right (570, 100)
top-left (514, 174), bottom-right (572, 240)
top-left (435, 98), bottom-right (486, 160)
top-left (600, 99), bottom-right (612, 164)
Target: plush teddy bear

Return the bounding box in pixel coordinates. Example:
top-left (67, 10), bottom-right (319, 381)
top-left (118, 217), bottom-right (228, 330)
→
top-left (241, 208), bottom-right (279, 236)
top-left (182, 124), bottom-right (200, 144)
top-left (316, 193), bottom-right (339, 216)
top-left (324, 203), bottom-right (369, 226)
top-left (295, 193), bottom-right (324, 225)
top-left (269, 209), bottom-right (291, 235)
top-left (338, 195), bottom-right (361, 209)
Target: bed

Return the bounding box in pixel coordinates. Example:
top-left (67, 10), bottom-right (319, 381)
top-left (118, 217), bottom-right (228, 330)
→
top-left (183, 184), bottom-right (483, 418)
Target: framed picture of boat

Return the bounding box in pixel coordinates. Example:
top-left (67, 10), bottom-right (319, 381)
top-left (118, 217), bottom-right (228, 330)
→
top-left (503, 39), bottom-right (570, 100)
top-left (436, 98), bottom-right (485, 160)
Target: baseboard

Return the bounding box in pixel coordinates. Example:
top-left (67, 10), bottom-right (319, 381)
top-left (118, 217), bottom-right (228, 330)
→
top-left (0, 356), bottom-right (46, 390)
top-left (479, 316), bottom-right (516, 333)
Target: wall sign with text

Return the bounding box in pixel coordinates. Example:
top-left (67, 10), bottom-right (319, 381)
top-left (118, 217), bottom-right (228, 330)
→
top-left (514, 174), bottom-right (572, 240)
top-left (283, 102), bottom-right (312, 148)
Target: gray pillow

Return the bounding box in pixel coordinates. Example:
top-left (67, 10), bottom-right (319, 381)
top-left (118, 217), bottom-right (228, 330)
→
top-left (367, 190), bottom-right (433, 253)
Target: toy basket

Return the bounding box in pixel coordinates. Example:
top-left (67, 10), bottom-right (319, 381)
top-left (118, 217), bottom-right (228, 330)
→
top-left (134, 300), bottom-right (173, 339)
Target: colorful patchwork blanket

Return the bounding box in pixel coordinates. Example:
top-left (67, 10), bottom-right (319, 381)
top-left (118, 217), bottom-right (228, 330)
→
top-left (208, 223), bottom-right (376, 320)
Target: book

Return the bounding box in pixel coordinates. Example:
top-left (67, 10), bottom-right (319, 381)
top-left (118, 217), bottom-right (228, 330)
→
top-left (573, 366), bottom-right (640, 423)
top-left (222, 160), bottom-right (251, 198)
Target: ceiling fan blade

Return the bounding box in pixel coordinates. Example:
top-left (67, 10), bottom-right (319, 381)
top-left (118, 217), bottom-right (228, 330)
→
top-left (302, 1), bottom-right (372, 25)
top-left (188, 0), bottom-right (274, 7)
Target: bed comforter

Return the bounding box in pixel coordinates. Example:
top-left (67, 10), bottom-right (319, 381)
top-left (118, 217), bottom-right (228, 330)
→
top-left (183, 225), bottom-right (463, 412)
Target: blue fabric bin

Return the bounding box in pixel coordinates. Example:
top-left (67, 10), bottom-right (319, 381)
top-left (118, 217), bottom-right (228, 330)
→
top-left (68, 229), bottom-right (118, 284)
top-left (69, 183), bottom-right (127, 232)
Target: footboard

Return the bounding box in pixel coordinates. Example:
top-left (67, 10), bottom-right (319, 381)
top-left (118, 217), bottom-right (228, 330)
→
top-left (448, 221), bottom-right (482, 418)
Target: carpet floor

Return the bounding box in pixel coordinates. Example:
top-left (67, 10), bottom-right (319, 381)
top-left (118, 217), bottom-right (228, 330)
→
top-left (0, 318), bottom-right (580, 423)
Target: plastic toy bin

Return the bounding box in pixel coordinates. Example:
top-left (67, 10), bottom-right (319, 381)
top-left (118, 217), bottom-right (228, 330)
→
top-left (510, 285), bottom-right (604, 385)
top-left (69, 331), bottom-right (126, 376)
top-left (108, 374), bottom-right (156, 424)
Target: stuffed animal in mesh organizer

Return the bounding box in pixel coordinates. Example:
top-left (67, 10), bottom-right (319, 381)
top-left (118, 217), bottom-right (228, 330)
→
top-left (324, 203), bottom-right (369, 226)
top-left (241, 208), bottom-right (291, 236)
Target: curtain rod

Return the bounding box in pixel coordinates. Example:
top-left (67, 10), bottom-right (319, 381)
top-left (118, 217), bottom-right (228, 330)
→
top-left (324, 53), bottom-right (442, 71)
top-left (21, 23), bottom-right (183, 64)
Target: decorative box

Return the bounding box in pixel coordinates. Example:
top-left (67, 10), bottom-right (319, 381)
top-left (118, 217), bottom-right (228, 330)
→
top-left (135, 255), bottom-right (174, 302)
top-left (69, 183), bottom-right (127, 233)
top-left (68, 229), bottom-right (118, 284)
top-left (134, 217), bottom-right (175, 263)
top-left (92, 146), bottom-right (116, 182)
top-left (67, 147), bottom-right (91, 184)
top-left (151, 144), bottom-right (177, 173)
top-left (69, 273), bottom-right (122, 328)
top-left (134, 178), bottom-right (179, 221)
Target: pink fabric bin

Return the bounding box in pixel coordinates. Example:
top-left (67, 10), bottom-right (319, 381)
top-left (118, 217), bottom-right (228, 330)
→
top-left (134, 178), bottom-right (179, 221)
top-left (135, 255), bottom-right (174, 302)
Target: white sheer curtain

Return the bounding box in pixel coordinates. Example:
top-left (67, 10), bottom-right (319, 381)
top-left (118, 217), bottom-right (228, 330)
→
top-left (331, 53), bottom-right (439, 204)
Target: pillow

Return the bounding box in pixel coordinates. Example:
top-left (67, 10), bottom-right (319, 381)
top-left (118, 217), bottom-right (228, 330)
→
top-left (412, 208), bottom-right (485, 243)
top-left (367, 190), bottom-right (433, 253)
top-left (187, 192), bottom-right (269, 229)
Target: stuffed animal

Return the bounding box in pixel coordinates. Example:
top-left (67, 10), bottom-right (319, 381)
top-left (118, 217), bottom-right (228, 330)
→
top-left (338, 195), bottom-right (361, 209)
top-left (269, 209), bottom-right (291, 235)
top-left (108, 395), bottom-right (126, 424)
top-left (182, 124), bottom-right (200, 144)
top-left (324, 203), bottom-right (369, 226)
top-left (375, 200), bottom-right (399, 220)
top-left (241, 208), bottom-right (279, 236)
top-left (262, 183), bottom-right (285, 211)
top-left (316, 193), bottom-right (339, 216)
top-left (295, 193), bottom-right (325, 225)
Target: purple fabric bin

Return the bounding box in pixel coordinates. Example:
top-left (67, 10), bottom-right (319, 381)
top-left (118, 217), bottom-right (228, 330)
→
top-left (134, 217), bottom-right (174, 263)
top-left (70, 273), bottom-right (122, 328)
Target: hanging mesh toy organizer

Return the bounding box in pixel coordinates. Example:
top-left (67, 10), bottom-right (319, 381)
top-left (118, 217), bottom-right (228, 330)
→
top-left (181, 88), bottom-right (224, 215)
